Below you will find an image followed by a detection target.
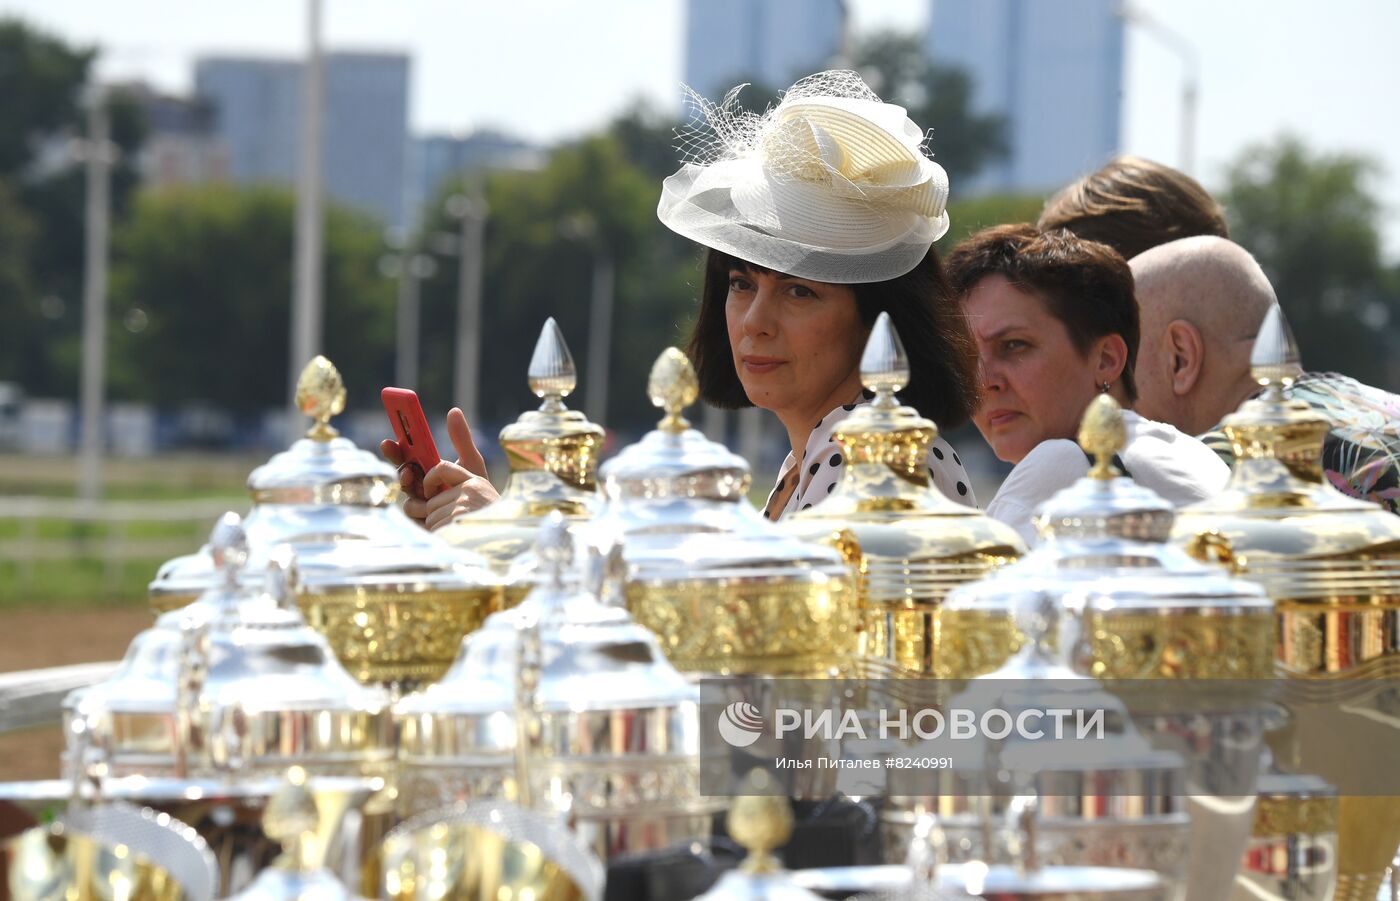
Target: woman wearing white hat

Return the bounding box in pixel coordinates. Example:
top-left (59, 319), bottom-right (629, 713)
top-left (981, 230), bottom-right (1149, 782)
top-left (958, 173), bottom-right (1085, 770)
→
top-left (658, 70), bottom-right (980, 519)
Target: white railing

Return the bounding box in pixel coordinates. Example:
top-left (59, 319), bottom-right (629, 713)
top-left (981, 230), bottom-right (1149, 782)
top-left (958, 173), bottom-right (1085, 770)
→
top-left (0, 495), bottom-right (240, 597)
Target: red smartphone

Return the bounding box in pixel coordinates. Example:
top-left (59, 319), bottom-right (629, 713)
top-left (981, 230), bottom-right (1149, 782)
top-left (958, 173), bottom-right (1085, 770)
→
top-left (381, 387), bottom-right (442, 496)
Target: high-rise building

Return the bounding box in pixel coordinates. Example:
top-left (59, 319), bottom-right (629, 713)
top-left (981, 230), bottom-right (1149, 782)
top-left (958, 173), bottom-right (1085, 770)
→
top-left (683, 0), bottom-right (848, 103)
top-left (405, 131), bottom-right (544, 225)
top-left (113, 82), bottom-right (230, 187)
top-left (194, 52), bottom-right (409, 226)
top-left (927, 0), bottom-right (1124, 194)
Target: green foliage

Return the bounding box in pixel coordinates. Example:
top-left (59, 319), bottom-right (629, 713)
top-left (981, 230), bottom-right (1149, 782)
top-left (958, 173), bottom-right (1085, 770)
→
top-left (412, 131), bottom-right (699, 433)
top-left (108, 186), bottom-right (395, 411)
top-left (1222, 136), bottom-right (1399, 387)
top-left (0, 19), bottom-right (93, 176)
top-left (852, 31), bottom-right (1008, 183)
top-left (943, 193), bottom-right (1048, 247)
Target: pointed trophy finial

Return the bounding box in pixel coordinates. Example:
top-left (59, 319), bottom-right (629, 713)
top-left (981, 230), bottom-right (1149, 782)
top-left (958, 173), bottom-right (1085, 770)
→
top-left (1078, 394), bottom-right (1127, 480)
top-left (528, 317), bottom-right (578, 412)
top-left (295, 356), bottom-right (346, 441)
top-left (860, 312), bottom-right (910, 408)
top-left (209, 511), bottom-right (250, 588)
top-left (728, 769), bottom-right (793, 876)
top-left (1250, 305), bottom-right (1303, 398)
top-left (647, 348), bottom-right (699, 434)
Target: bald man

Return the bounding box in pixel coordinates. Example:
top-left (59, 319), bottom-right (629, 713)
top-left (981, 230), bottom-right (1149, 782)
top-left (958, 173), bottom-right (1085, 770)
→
top-left (1131, 236), bottom-right (1400, 514)
top-left (1130, 236), bottom-right (1276, 434)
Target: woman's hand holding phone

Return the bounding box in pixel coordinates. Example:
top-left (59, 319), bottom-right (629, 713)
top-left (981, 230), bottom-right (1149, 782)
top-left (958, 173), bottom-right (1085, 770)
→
top-left (380, 406), bottom-right (500, 530)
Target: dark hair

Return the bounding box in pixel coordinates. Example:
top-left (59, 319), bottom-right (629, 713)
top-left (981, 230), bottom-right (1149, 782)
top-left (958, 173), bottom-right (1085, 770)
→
top-left (685, 247), bottom-right (979, 430)
top-left (944, 224), bottom-right (1140, 403)
top-left (1038, 156), bottom-right (1228, 260)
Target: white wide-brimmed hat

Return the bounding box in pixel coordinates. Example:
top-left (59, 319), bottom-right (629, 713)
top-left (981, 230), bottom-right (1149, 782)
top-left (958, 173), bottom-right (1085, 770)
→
top-left (657, 70), bottom-right (951, 284)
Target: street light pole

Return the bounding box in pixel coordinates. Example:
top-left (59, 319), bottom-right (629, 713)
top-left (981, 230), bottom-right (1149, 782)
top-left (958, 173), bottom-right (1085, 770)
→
top-left (1118, 2), bottom-right (1200, 175)
top-left (584, 251), bottom-right (614, 426)
top-left (77, 89), bottom-right (114, 504)
top-left (288, 0), bottom-right (325, 437)
top-left (449, 192), bottom-right (487, 424)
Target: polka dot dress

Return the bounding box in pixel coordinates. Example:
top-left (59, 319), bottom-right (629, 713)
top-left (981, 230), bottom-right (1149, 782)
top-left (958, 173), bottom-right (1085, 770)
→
top-left (762, 394), bottom-right (977, 521)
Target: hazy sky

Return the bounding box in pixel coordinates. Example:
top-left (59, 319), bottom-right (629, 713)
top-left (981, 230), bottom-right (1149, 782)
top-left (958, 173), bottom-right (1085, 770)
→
top-left (4, 0), bottom-right (1399, 257)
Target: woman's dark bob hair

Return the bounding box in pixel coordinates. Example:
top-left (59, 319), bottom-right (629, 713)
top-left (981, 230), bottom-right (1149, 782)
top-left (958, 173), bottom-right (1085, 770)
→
top-left (685, 246), bottom-right (979, 430)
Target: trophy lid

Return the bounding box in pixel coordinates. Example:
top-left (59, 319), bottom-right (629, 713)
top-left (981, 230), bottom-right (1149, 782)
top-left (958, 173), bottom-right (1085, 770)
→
top-left (247, 356), bottom-right (398, 502)
top-left (693, 772), bottom-right (825, 901)
top-left (594, 348), bottom-right (850, 583)
top-left (790, 313), bottom-right (1025, 557)
top-left (941, 397), bottom-right (1273, 682)
top-left (437, 319), bottom-right (603, 569)
top-left (1173, 304), bottom-right (1400, 582)
top-left (396, 513), bottom-right (696, 747)
top-left (71, 515), bottom-right (392, 773)
top-left (194, 550), bottom-right (392, 772)
top-left (151, 356), bottom-right (497, 608)
top-left (71, 513), bottom-right (271, 724)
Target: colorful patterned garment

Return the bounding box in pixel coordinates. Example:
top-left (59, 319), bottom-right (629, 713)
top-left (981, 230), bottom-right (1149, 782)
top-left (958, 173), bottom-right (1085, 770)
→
top-left (1200, 371), bottom-right (1400, 514)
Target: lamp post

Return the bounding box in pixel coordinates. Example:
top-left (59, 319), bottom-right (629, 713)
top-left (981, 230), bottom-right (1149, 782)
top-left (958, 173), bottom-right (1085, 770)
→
top-left (75, 87), bottom-right (118, 504)
top-left (559, 214), bottom-right (614, 426)
top-left (288, 0), bottom-right (325, 439)
top-left (379, 240), bottom-right (438, 389)
top-left (1118, 2), bottom-right (1200, 175)
top-left (446, 191), bottom-right (488, 425)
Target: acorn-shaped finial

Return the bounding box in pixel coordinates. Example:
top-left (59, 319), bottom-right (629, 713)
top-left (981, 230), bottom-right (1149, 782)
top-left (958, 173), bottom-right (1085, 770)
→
top-left (1078, 394), bottom-right (1127, 481)
top-left (528, 318), bottom-right (578, 411)
top-left (1250, 304), bottom-right (1303, 397)
top-left (859, 312), bottom-right (910, 408)
top-left (263, 767), bottom-right (320, 870)
top-left (647, 348), bottom-right (699, 434)
top-left (294, 356), bottom-right (346, 441)
top-left (727, 769), bottom-right (794, 876)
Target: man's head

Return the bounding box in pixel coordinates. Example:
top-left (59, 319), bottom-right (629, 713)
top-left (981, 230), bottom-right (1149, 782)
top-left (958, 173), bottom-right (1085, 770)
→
top-left (1129, 236), bottom-right (1277, 435)
top-left (1039, 156), bottom-right (1228, 260)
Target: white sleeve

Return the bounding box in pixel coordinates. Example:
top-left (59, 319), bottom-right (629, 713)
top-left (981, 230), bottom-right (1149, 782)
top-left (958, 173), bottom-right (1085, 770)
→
top-left (985, 440), bottom-right (1089, 545)
top-left (926, 435), bottom-right (978, 508)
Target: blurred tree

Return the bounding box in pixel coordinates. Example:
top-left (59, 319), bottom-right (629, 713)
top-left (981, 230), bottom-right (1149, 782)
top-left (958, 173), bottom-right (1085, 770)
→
top-left (0, 183), bottom-right (39, 384)
top-left (852, 31), bottom-right (1008, 183)
top-left (108, 186), bottom-right (395, 411)
top-left (1222, 135), bottom-right (1399, 387)
top-left (0, 19), bottom-right (92, 177)
top-left (943, 193), bottom-right (1047, 247)
top-left (414, 133), bottom-right (699, 439)
top-left (0, 19), bottom-right (148, 397)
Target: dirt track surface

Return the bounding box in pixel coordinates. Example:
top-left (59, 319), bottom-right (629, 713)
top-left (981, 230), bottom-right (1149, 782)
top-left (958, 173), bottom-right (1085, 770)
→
top-left (0, 608), bottom-right (152, 781)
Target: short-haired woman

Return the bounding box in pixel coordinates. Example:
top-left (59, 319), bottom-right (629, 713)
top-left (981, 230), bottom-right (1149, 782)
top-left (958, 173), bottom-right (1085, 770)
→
top-left (945, 224), bottom-right (1228, 544)
top-left (661, 71), bottom-right (981, 518)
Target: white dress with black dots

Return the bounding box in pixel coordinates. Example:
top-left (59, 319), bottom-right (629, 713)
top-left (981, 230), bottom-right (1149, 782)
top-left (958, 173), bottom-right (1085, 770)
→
top-left (762, 394), bottom-right (977, 521)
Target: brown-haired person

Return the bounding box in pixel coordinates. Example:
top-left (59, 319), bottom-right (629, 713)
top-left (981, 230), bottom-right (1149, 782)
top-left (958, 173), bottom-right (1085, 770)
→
top-left (1038, 155), bottom-right (1228, 260)
top-left (658, 71), bottom-right (981, 519)
top-left (945, 224), bottom-right (1228, 544)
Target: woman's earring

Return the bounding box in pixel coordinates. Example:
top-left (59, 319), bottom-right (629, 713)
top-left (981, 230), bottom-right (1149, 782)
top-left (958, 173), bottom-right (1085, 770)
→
top-left (1100, 380), bottom-right (1111, 394)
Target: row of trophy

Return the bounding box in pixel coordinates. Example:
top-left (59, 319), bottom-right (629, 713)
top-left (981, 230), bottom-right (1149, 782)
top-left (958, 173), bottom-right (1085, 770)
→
top-left (3, 303), bottom-right (1396, 901)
